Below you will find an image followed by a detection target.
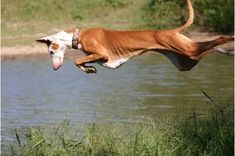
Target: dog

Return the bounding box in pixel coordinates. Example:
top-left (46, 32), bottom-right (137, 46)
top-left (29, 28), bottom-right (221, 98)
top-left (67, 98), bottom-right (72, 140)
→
top-left (37, 0), bottom-right (234, 73)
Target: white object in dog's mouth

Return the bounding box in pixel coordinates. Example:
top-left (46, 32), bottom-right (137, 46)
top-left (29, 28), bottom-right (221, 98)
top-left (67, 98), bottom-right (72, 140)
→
top-left (52, 56), bottom-right (62, 70)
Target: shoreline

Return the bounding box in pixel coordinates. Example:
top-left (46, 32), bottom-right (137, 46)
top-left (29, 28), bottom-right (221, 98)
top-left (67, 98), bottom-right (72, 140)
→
top-left (1, 44), bottom-right (87, 60)
top-left (1, 32), bottom-right (234, 60)
top-left (1, 44), bottom-right (48, 60)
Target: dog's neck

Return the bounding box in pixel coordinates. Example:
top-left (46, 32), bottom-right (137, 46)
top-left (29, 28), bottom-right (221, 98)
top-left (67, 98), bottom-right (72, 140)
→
top-left (71, 28), bottom-right (81, 49)
top-left (57, 28), bottom-right (82, 50)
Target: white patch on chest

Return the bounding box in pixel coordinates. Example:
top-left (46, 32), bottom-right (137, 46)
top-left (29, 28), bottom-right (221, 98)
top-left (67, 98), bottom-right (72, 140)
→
top-left (100, 58), bottom-right (129, 69)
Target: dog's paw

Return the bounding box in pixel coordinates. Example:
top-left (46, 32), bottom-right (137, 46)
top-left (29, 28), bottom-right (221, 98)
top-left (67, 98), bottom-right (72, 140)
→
top-left (77, 65), bottom-right (97, 73)
top-left (85, 66), bottom-right (97, 73)
top-left (215, 47), bottom-right (234, 56)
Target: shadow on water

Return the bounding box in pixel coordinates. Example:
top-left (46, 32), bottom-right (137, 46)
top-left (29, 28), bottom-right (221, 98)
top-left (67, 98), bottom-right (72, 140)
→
top-left (1, 52), bottom-right (234, 144)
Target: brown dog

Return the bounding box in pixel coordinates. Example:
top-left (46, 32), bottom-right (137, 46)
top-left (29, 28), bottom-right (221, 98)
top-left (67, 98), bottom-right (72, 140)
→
top-left (37, 0), bottom-right (234, 73)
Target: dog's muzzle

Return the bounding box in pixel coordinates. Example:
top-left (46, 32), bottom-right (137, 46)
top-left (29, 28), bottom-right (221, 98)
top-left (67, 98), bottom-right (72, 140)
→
top-left (52, 56), bottom-right (62, 70)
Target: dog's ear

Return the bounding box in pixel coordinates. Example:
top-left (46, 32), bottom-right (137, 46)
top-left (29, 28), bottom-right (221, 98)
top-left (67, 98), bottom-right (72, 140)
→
top-left (36, 36), bottom-right (53, 46)
top-left (74, 28), bottom-right (80, 38)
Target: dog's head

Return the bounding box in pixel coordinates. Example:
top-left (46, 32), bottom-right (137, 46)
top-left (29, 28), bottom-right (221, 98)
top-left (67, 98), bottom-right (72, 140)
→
top-left (36, 29), bottom-right (79, 70)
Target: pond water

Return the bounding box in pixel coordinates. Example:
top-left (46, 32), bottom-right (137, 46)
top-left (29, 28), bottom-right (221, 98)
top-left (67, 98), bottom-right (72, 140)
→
top-left (1, 52), bottom-right (234, 144)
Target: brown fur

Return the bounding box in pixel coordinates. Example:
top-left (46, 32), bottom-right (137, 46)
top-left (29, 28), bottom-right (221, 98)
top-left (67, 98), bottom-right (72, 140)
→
top-left (51, 43), bottom-right (59, 50)
top-left (37, 0), bottom-right (233, 73)
top-left (73, 0), bottom-right (233, 73)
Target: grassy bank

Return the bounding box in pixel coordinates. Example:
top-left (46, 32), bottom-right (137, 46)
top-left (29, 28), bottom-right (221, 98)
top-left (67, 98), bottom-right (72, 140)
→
top-left (6, 93), bottom-right (234, 156)
top-left (2, 0), bottom-right (234, 47)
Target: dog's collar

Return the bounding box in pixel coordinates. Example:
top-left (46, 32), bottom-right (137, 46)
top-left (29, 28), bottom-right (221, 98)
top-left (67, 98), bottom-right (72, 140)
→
top-left (72, 36), bottom-right (78, 49)
top-left (72, 28), bottom-right (82, 49)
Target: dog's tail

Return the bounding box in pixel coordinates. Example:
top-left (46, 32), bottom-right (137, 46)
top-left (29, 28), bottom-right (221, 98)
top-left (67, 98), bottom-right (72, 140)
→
top-left (175, 0), bottom-right (194, 32)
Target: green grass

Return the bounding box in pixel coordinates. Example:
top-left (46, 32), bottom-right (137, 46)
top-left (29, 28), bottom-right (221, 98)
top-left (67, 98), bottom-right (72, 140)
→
top-left (5, 91), bottom-right (234, 156)
top-left (2, 0), bottom-right (234, 47)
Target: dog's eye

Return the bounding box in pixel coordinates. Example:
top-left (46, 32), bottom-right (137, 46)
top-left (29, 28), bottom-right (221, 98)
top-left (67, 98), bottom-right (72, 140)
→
top-left (50, 51), bottom-right (54, 55)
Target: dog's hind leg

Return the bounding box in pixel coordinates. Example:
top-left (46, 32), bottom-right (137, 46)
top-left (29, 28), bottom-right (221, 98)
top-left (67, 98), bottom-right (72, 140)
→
top-left (190, 36), bottom-right (234, 60)
top-left (75, 54), bottom-right (107, 73)
top-left (158, 49), bottom-right (198, 71)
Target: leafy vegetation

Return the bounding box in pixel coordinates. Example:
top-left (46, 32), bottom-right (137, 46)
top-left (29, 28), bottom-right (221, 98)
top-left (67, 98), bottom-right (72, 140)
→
top-left (140, 0), bottom-right (234, 32)
top-left (194, 0), bottom-right (234, 33)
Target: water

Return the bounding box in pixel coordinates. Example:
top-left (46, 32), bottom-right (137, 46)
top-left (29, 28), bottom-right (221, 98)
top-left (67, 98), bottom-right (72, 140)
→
top-left (1, 52), bottom-right (234, 144)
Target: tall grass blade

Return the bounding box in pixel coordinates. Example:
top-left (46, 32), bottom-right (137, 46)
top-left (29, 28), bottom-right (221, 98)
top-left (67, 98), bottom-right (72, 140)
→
top-left (192, 108), bottom-right (198, 133)
top-left (10, 144), bottom-right (16, 156)
top-left (201, 89), bottom-right (216, 103)
top-left (133, 129), bottom-right (140, 156)
top-left (32, 139), bottom-right (44, 148)
top-left (15, 129), bottom-right (21, 148)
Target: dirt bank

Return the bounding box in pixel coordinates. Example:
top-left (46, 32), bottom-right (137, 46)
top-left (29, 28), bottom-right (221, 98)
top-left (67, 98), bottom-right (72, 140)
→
top-left (2, 44), bottom-right (47, 57)
top-left (1, 32), bottom-right (234, 60)
top-left (1, 44), bottom-right (87, 60)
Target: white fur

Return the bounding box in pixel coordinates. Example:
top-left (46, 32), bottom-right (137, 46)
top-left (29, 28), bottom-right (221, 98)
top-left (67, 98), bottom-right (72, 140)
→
top-left (39, 31), bottom-right (74, 70)
top-left (54, 31), bottom-right (73, 47)
top-left (100, 58), bottom-right (129, 69)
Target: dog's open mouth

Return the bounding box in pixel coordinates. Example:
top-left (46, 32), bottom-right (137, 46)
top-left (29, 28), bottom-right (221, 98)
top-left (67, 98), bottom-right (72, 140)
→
top-left (52, 57), bottom-right (63, 70)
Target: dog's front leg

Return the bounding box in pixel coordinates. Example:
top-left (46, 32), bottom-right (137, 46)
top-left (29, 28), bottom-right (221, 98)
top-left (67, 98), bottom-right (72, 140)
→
top-left (75, 54), bottom-right (106, 73)
top-left (77, 64), bottom-right (97, 73)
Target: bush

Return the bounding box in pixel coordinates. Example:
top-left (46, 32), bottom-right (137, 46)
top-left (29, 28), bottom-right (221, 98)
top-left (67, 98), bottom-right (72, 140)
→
top-left (140, 0), bottom-right (186, 30)
top-left (140, 0), bottom-right (234, 33)
top-left (194, 0), bottom-right (234, 33)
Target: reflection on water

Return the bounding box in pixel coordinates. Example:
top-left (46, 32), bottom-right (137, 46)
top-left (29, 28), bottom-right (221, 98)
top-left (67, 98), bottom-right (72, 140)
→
top-left (1, 52), bottom-right (234, 142)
